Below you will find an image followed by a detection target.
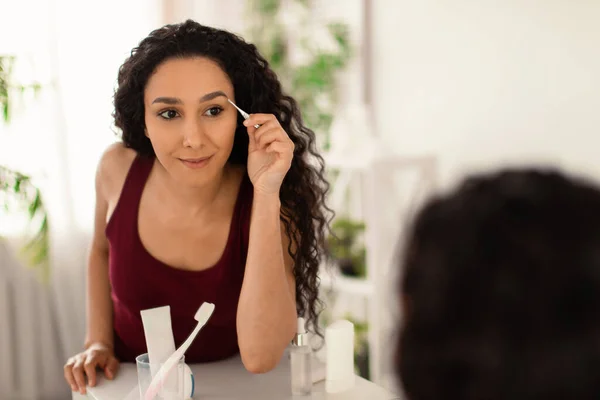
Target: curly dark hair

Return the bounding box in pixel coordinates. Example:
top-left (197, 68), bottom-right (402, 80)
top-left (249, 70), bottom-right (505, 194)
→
top-left (397, 168), bottom-right (600, 399)
top-left (112, 20), bottom-right (331, 335)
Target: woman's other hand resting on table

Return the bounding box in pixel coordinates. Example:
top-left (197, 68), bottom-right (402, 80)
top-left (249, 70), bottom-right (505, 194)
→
top-left (63, 342), bottom-right (120, 395)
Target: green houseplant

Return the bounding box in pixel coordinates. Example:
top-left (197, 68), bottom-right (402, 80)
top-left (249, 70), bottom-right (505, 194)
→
top-left (247, 0), bottom-right (362, 275)
top-left (325, 217), bottom-right (366, 278)
top-left (246, 0), bottom-right (352, 150)
top-left (0, 55), bottom-right (49, 282)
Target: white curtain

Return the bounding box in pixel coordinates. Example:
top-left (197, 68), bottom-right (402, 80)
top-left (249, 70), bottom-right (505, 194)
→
top-left (0, 1), bottom-right (161, 398)
top-left (0, 239), bottom-right (67, 399)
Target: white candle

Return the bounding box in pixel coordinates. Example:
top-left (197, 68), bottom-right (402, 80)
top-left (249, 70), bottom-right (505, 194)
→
top-left (325, 319), bottom-right (355, 393)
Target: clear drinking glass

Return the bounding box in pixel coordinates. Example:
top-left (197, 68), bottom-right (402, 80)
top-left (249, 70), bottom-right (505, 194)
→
top-left (136, 353), bottom-right (185, 400)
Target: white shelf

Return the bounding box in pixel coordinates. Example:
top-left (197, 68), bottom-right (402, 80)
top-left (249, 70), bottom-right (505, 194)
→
top-left (319, 269), bottom-right (374, 296)
top-left (319, 153), bottom-right (438, 390)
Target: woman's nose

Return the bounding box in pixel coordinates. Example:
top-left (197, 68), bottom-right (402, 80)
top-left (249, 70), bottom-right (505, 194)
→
top-left (182, 118), bottom-right (205, 149)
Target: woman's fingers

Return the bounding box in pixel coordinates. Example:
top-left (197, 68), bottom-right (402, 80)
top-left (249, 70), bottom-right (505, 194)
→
top-left (256, 129), bottom-right (283, 150)
top-left (64, 343), bottom-right (119, 393)
top-left (243, 113), bottom-right (277, 128)
top-left (63, 358), bottom-right (78, 392)
top-left (104, 355), bottom-right (120, 380)
top-left (250, 119), bottom-right (278, 135)
top-left (84, 352), bottom-right (99, 387)
top-left (247, 119), bottom-right (278, 148)
top-left (72, 357), bottom-right (87, 394)
top-left (266, 141), bottom-right (294, 155)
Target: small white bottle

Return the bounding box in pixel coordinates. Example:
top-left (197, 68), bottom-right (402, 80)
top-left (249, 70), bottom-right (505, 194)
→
top-left (290, 317), bottom-right (312, 395)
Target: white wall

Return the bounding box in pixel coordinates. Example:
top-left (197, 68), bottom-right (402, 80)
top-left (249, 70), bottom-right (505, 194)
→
top-left (372, 0), bottom-right (600, 189)
top-left (172, 0), bottom-right (366, 105)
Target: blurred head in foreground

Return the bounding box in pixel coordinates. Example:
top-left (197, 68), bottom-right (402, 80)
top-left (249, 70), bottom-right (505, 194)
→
top-left (397, 168), bottom-right (600, 400)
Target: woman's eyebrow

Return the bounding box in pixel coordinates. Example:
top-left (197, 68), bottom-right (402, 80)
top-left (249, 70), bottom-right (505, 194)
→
top-left (199, 90), bottom-right (227, 103)
top-left (152, 96), bottom-right (182, 105)
top-left (152, 90), bottom-right (228, 105)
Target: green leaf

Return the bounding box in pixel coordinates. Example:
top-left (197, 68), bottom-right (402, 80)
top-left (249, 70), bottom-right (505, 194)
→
top-left (327, 23), bottom-right (351, 49)
top-left (0, 165), bottom-right (50, 283)
top-left (269, 35), bottom-right (287, 69)
top-left (28, 192), bottom-right (41, 218)
top-left (254, 0), bottom-right (280, 14)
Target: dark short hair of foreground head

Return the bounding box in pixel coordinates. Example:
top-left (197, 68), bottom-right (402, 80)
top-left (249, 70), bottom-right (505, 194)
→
top-left (397, 168), bottom-right (600, 400)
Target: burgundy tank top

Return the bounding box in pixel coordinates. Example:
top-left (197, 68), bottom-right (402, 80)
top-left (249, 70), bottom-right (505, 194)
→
top-left (105, 154), bottom-right (253, 363)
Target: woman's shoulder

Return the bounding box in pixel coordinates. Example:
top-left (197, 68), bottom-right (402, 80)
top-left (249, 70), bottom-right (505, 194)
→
top-left (96, 141), bottom-right (138, 203)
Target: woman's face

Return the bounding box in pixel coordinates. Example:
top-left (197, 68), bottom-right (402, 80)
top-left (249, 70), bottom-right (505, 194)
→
top-left (144, 56), bottom-right (238, 187)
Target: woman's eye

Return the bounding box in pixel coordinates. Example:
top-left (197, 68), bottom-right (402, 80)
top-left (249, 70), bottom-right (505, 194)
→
top-left (159, 110), bottom-right (179, 119)
top-left (204, 106), bottom-right (223, 117)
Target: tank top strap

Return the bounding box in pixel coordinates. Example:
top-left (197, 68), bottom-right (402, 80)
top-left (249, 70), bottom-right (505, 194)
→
top-left (106, 154), bottom-right (154, 235)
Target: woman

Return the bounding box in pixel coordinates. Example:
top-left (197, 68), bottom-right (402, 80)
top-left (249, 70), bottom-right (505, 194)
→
top-left (63, 20), bottom-right (330, 395)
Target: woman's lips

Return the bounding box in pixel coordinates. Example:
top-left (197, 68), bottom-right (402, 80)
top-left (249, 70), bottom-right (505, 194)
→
top-left (179, 156), bottom-right (212, 169)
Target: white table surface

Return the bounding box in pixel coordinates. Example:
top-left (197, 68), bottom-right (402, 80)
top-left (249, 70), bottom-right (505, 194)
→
top-left (72, 352), bottom-right (399, 399)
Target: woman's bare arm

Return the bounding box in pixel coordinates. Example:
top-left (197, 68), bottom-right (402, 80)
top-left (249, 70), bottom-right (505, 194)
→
top-left (84, 148), bottom-right (116, 349)
top-left (85, 143), bottom-right (134, 349)
top-left (236, 191), bottom-right (298, 373)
